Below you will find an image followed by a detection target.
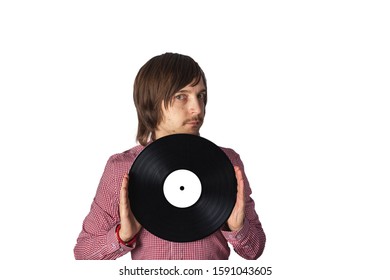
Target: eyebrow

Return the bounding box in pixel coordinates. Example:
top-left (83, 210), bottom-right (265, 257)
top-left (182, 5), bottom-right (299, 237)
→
top-left (178, 88), bottom-right (207, 94)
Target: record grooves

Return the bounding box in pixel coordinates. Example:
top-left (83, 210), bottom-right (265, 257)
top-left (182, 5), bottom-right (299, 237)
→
top-left (128, 134), bottom-right (237, 242)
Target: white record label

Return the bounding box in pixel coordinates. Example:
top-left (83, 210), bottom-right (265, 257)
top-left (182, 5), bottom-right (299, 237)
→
top-left (163, 169), bottom-right (202, 208)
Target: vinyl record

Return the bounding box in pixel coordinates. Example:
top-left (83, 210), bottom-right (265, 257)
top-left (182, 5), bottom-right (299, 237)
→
top-left (128, 134), bottom-right (237, 242)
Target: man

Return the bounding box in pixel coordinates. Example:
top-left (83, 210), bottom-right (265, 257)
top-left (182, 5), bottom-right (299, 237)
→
top-left (74, 52), bottom-right (266, 260)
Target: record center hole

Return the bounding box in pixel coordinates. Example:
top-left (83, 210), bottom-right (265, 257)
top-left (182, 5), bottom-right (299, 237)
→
top-left (179, 186), bottom-right (185, 191)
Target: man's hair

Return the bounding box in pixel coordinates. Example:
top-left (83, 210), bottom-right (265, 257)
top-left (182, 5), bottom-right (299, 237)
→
top-left (133, 52), bottom-right (207, 146)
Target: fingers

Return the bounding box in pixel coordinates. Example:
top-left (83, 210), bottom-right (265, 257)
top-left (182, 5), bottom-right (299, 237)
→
top-left (120, 173), bottom-right (139, 222)
top-left (120, 174), bottom-right (130, 216)
top-left (234, 166), bottom-right (245, 202)
top-left (226, 166), bottom-right (246, 232)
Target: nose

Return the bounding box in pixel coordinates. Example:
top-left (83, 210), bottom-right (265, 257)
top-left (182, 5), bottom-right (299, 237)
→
top-left (188, 96), bottom-right (203, 115)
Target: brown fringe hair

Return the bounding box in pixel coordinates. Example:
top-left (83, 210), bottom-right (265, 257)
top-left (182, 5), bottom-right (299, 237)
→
top-left (133, 53), bottom-right (207, 146)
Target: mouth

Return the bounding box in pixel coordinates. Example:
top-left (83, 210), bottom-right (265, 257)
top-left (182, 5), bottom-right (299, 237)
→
top-left (186, 121), bottom-right (200, 125)
top-left (185, 120), bottom-right (203, 127)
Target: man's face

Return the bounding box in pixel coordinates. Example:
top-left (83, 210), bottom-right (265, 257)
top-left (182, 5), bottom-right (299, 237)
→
top-left (155, 78), bottom-right (206, 139)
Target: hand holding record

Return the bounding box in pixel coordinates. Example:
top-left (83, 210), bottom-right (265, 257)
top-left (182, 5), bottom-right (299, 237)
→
top-left (226, 166), bottom-right (245, 232)
top-left (119, 174), bottom-right (142, 243)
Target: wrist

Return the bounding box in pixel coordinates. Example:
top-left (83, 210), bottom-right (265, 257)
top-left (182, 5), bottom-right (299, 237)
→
top-left (115, 224), bottom-right (137, 246)
top-left (227, 220), bottom-right (244, 232)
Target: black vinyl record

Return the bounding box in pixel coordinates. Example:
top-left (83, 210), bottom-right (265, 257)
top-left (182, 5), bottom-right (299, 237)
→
top-left (128, 134), bottom-right (237, 242)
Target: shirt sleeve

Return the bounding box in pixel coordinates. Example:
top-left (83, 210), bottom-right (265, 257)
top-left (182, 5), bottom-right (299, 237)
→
top-left (221, 150), bottom-right (266, 260)
top-left (74, 155), bottom-right (135, 260)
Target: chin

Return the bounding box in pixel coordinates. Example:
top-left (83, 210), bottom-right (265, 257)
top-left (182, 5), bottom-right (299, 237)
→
top-left (182, 130), bottom-right (200, 136)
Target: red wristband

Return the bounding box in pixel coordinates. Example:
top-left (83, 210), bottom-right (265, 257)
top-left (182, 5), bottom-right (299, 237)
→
top-left (115, 224), bottom-right (137, 247)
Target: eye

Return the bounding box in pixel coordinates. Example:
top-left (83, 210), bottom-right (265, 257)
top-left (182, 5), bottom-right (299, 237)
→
top-left (175, 94), bottom-right (187, 101)
top-left (197, 92), bottom-right (206, 100)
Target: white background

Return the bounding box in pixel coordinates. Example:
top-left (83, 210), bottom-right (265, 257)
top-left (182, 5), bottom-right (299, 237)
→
top-left (1, 0), bottom-right (389, 279)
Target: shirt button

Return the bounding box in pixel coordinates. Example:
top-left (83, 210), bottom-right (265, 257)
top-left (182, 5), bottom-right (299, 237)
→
top-left (237, 234), bottom-right (242, 239)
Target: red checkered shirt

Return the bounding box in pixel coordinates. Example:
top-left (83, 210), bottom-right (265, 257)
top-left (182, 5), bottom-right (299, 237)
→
top-left (74, 145), bottom-right (266, 260)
